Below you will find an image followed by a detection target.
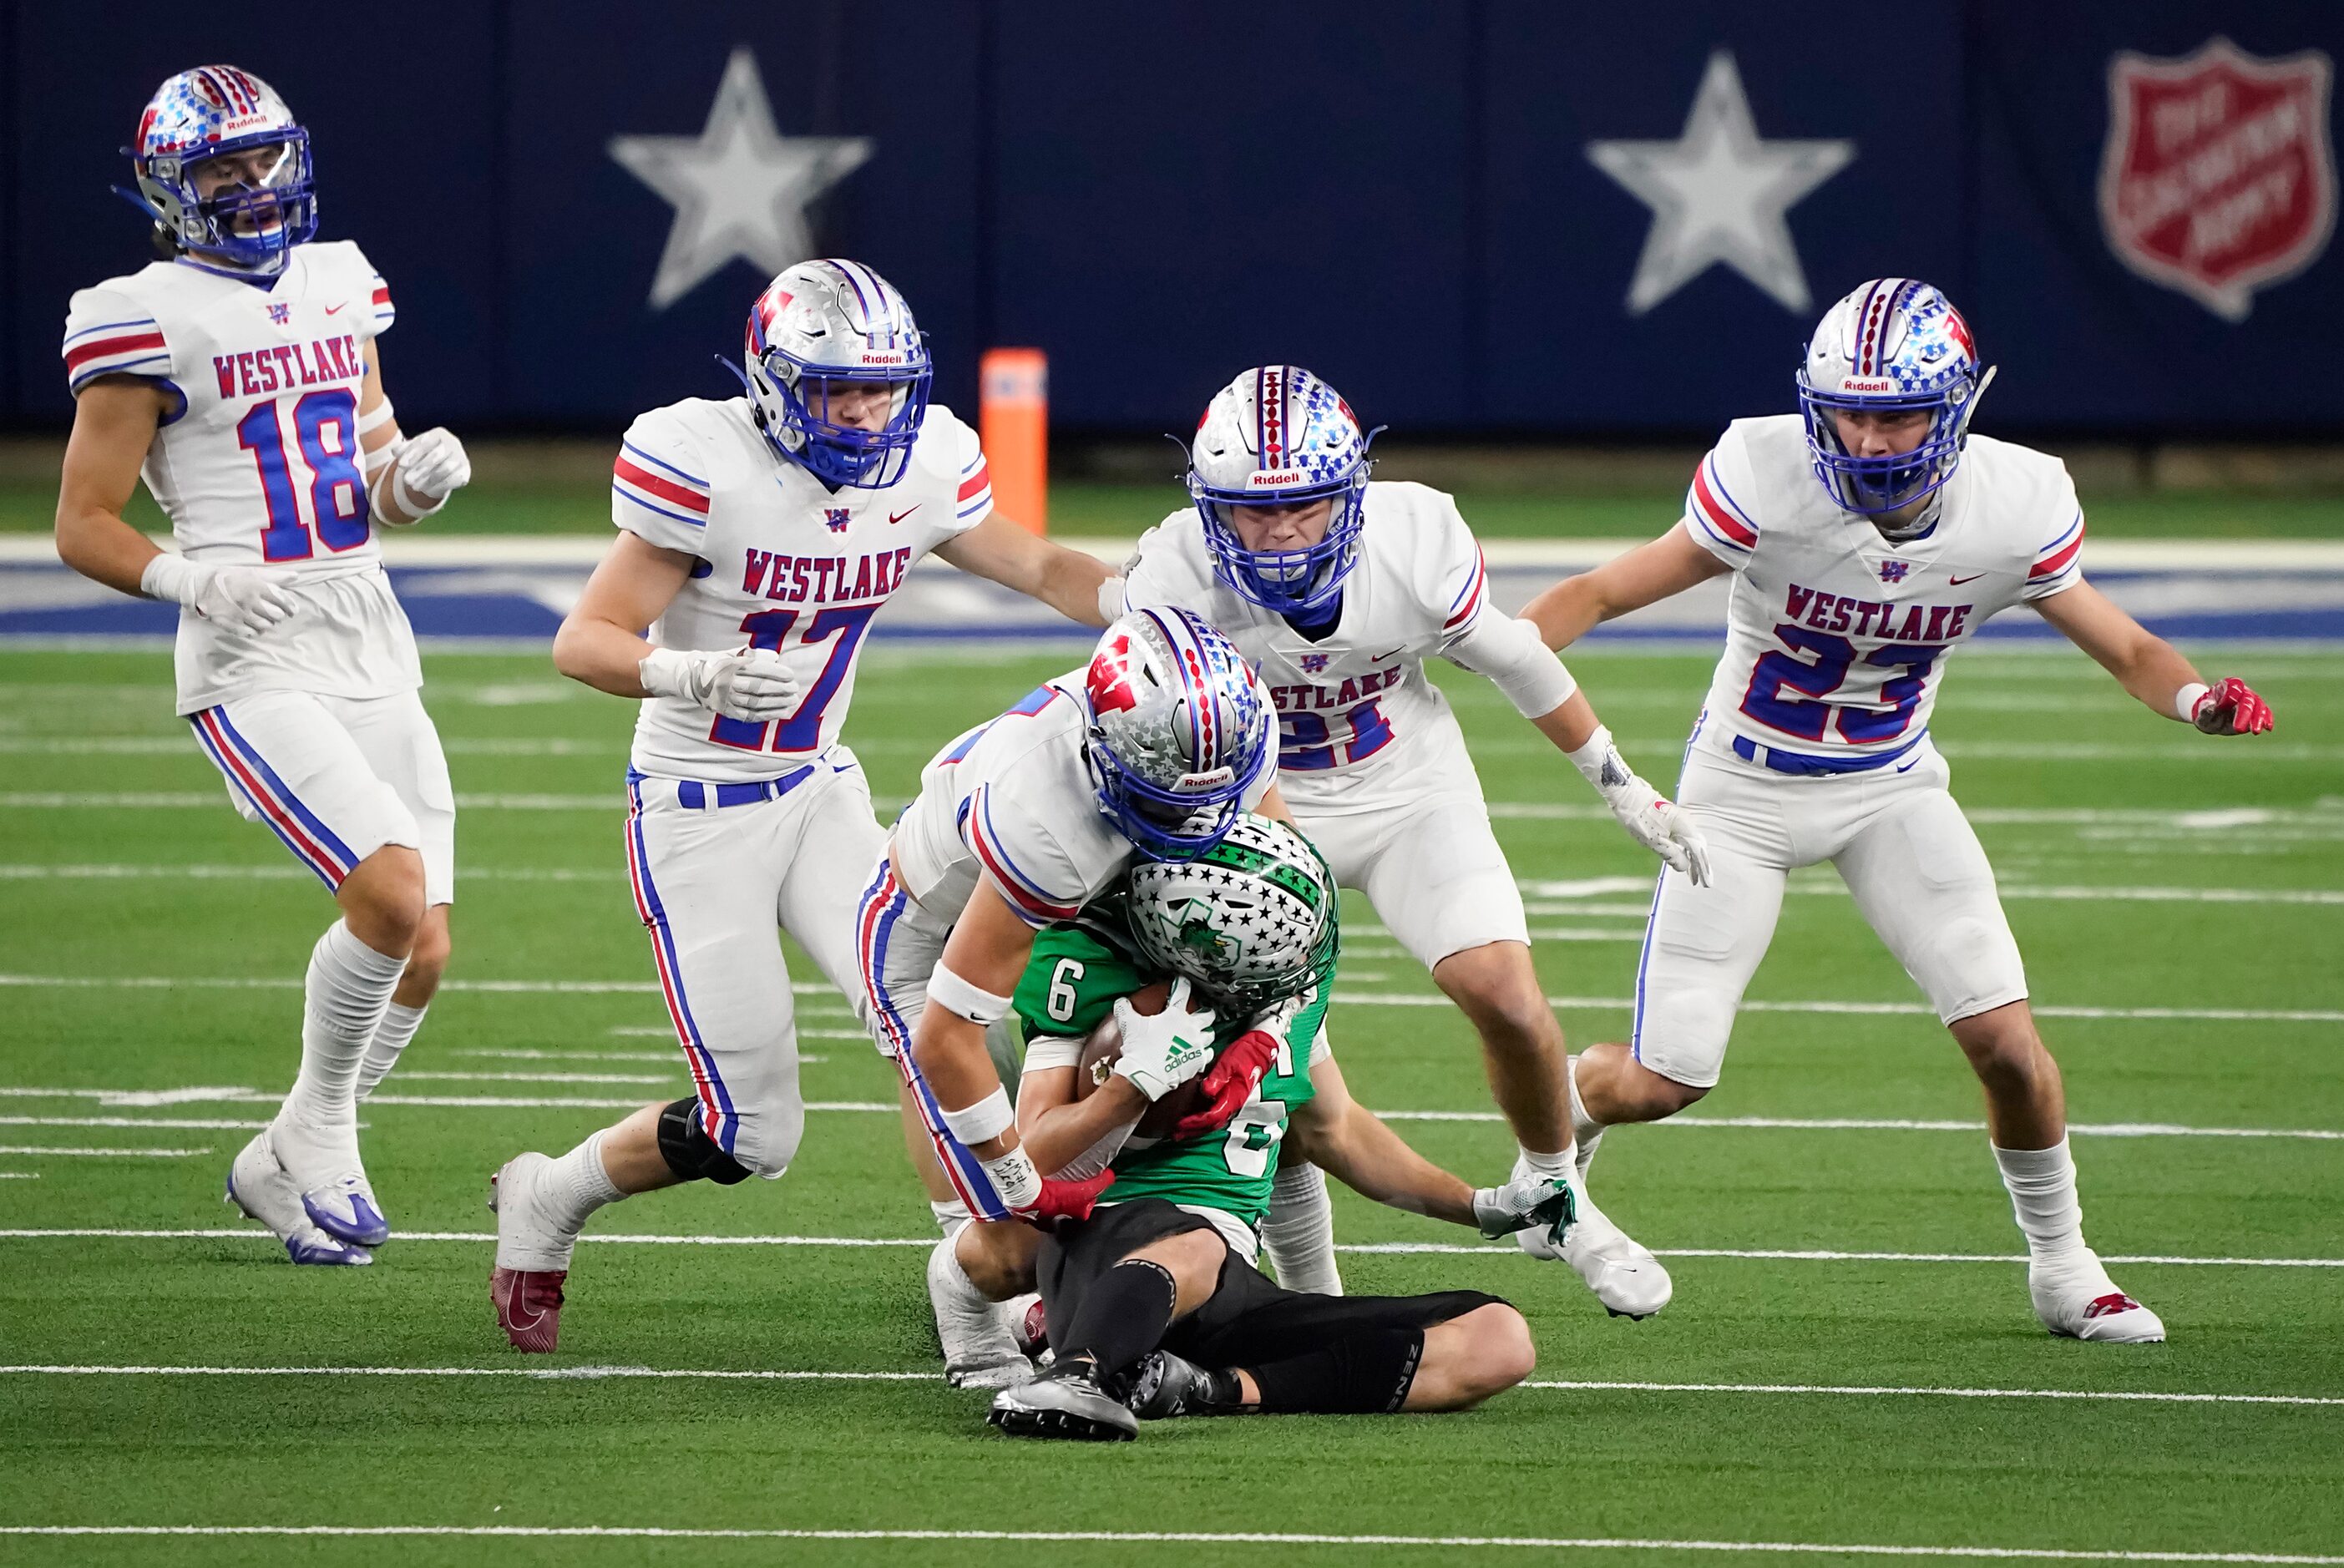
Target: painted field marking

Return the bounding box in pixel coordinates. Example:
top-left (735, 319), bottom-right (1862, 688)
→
top-left (0, 1085), bottom-right (2332, 1142)
top-left (0, 1172), bottom-right (38, 1179)
top-left (1489, 802), bottom-right (2344, 828)
top-left (0, 1116), bottom-right (269, 1130)
top-left (4, 973), bottom-right (2335, 1024)
top-left (0, 1145), bottom-right (210, 1158)
top-left (0, 862), bottom-right (620, 883)
top-left (455, 1049), bottom-right (684, 1065)
top-left (0, 792), bottom-right (620, 811)
top-left (0, 1525), bottom-right (2334, 1562)
top-left (2, 1228), bottom-right (2333, 1269)
top-left (1526, 877), bottom-right (2344, 910)
top-left (3, 1363), bottom-right (2339, 1411)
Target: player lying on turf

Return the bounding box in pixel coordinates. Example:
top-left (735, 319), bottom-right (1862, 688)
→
top-left (1522, 278), bottom-right (2277, 1344)
top-left (55, 67), bottom-right (473, 1265)
top-left (485, 260), bottom-right (1118, 1352)
top-left (1116, 366), bottom-right (1707, 1321)
top-left (952, 815), bottom-right (1575, 1439)
top-left (856, 606), bottom-right (1282, 1385)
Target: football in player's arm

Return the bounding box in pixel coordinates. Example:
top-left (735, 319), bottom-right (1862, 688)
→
top-left (958, 818), bottom-right (1574, 1440)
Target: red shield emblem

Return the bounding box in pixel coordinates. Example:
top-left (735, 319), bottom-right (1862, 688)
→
top-left (2099, 38), bottom-right (2336, 321)
top-left (1086, 635), bottom-right (1141, 715)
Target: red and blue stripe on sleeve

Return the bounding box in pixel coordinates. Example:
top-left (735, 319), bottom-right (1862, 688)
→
top-left (63, 315), bottom-right (170, 392)
top-left (1442, 543), bottom-right (1488, 635)
top-left (613, 440), bottom-right (711, 533)
top-left (967, 787), bottom-right (1080, 928)
top-left (957, 448), bottom-right (993, 523)
top-left (2027, 513), bottom-right (2085, 594)
top-left (1687, 450), bottom-right (1759, 558)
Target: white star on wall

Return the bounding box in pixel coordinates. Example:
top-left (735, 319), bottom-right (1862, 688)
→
top-left (609, 48), bottom-right (873, 310)
top-left (1587, 51), bottom-right (1855, 316)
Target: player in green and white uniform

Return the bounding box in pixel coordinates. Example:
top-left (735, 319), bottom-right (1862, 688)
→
top-left (970, 816), bottom-right (1586, 1442)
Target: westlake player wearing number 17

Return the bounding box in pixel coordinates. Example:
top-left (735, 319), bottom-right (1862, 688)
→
top-left (487, 260), bottom-right (1117, 1351)
top-left (1526, 279), bottom-right (2276, 1343)
top-left (55, 68), bottom-right (473, 1267)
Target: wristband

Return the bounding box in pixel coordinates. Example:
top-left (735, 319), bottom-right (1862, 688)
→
top-left (1096, 574), bottom-right (1127, 626)
top-left (1564, 724), bottom-right (1632, 792)
top-left (138, 552), bottom-right (203, 607)
top-left (937, 1085), bottom-right (1015, 1146)
top-left (638, 647), bottom-right (694, 699)
top-left (2173, 682), bottom-right (2210, 722)
top-left (978, 1144), bottom-right (1042, 1211)
top-left (357, 397), bottom-right (397, 437)
top-left (929, 963), bottom-right (1013, 1026)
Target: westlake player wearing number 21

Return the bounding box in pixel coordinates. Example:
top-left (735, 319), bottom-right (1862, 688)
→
top-left (1526, 279), bottom-right (2276, 1343)
top-left (486, 260), bottom-right (1118, 1351)
top-left (55, 68), bottom-right (474, 1267)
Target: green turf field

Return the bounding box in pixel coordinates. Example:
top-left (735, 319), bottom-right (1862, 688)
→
top-left (2, 643), bottom-right (2341, 1566)
top-left (7, 473), bottom-right (2341, 541)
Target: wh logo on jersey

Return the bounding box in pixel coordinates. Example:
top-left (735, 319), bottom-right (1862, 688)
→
top-left (1880, 560), bottom-right (1911, 583)
top-left (824, 508), bottom-right (851, 533)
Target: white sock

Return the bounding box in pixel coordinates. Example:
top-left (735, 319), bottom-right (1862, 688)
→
top-left (930, 1197), bottom-right (973, 1239)
top-left (1993, 1139), bottom-right (2093, 1273)
top-left (1262, 1161), bottom-right (1344, 1296)
top-left (1567, 1055), bottom-right (1606, 1143)
top-left (1516, 1143), bottom-right (1572, 1180)
top-left (277, 921), bottom-right (407, 1136)
top-left (544, 1129), bottom-right (627, 1236)
top-left (355, 1002), bottom-right (427, 1100)
top-left (931, 1232), bottom-right (995, 1310)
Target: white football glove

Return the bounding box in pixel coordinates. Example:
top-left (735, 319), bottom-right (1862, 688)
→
top-left (1111, 977), bottom-right (1218, 1102)
top-left (392, 427), bottom-right (472, 507)
top-left (1471, 1172), bottom-right (1576, 1242)
top-left (139, 554), bottom-right (299, 637)
top-left (1567, 726), bottom-right (1713, 886)
top-left (639, 646), bottom-right (804, 722)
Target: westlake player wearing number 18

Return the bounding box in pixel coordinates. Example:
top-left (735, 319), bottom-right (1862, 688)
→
top-left (55, 68), bottom-right (474, 1267)
top-left (1526, 279), bottom-right (2276, 1343)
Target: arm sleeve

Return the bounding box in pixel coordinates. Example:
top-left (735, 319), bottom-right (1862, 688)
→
top-left (610, 406), bottom-right (714, 554)
top-left (2020, 474), bottom-right (2087, 602)
top-left (62, 286), bottom-right (176, 398)
top-left (1681, 426), bottom-right (1761, 570)
top-left (1443, 611), bottom-right (1581, 719)
top-left (965, 784), bottom-right (1090, 929)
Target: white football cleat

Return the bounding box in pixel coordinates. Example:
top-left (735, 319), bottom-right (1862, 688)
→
top-left (2033, 1260), bottom-right (2166, 1343)
top-left (929, 1237), bottom-right (1032, 1389)
top-left (267, 1111), bottom-right (388, 1248)
top-left (223, 1131), bottom-right (371, 1267)
top-left (490, 1152), bottom-right (580, 1353)
top-left (1512, 1157), bottom-right (1672, 1319)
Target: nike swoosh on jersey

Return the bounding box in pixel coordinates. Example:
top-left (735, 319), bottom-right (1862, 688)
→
top-left (324, 302), bottom-right (347, 315)
top-left (1371, 646), bottom-right (1406, 660)
top-left (1948, 572), bottom-right (1986, 585)
top-left (888, 507), bottom-right (919, 524)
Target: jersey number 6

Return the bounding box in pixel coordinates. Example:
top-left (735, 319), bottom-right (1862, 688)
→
top-left (709, 603), bottom-right (880, 753)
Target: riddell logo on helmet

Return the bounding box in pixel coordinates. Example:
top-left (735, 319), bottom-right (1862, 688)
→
top-left (1244, 471), bottom-right (1304, 489)
top-left (860, 352), bottom-right (906, 365)
top-left (1837, 376), bottom-right (1901, 394)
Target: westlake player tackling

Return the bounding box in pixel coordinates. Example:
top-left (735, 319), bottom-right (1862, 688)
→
top-left (1526, 278), bottom-right (2276, 1343)
top-left (54, 66), bottom-right (473, 1266)
top-left (971, 815), bottom-right (1574, 1440)
top-left (858, 607), bottom-right (1278, 1384)
top-left (486, 260), bottom-right (1116, 1351)
top-left (1121, 366), bottom-right (1708, 1321)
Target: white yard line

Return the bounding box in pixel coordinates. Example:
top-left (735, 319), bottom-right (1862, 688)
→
top-left (2, 1228), bottom-right (2334, 1268)
top-left (388, 1071), bottom-right (674, 1086)
top-left (4, 972), bottom-right (2336, 1022)
top-left (1376, 1110), bottom-right (2344, 1141)
top-left (0, 862), bottom-right (619, 883)
top-left (0, 1145), bottom-right (210, 1157)
top-left (3, 1362), bottom-right (2337, 1410)
top-left (0, 1525), bottom-right (2333, 1562)
top-left (0, 1116), bottom-right (268, 1130)
top-left (0, 1172), bottom-right (38, 1179)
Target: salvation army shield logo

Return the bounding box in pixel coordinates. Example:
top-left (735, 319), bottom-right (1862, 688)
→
top-left (2098, 38), bottom-right (2336, 321)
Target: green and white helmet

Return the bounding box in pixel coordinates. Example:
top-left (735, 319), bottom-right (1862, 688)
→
top-left (1123, 813), bottom-right (1339, 1014)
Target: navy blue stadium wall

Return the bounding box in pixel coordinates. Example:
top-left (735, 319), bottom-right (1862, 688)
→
top-left (3, 2), bottom-right (2338, 436)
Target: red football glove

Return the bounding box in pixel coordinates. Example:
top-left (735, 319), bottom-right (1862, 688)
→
top-left (2192, 677), bottom-right (2274, 736)
top-left (1174, 1028), bottom-right (1278, 1138)
top-left (1014, 1168), bottom-right (1114, 1233)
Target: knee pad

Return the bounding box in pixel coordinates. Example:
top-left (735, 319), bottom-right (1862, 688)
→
top-left (656, 1097), bottom-right (752, 1186)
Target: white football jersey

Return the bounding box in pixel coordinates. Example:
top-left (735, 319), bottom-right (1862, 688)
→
top-left (1123, 481), bottom-right (1493, 816)
top-left (63, 243), bottom-right (417, 715)
top-left (614, 397), bottom-right (993, 782)
top-left (1684, 415), bottom-right (2086, 770)
top-left (890, 671), bottom-right (1278, 930)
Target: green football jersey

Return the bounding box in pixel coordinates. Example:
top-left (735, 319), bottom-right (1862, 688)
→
top-left (1014, 923), bottom-right (1330, 1232)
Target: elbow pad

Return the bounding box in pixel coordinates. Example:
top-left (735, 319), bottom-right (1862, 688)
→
top-left (1452, 614), bottom-right (1580, 718)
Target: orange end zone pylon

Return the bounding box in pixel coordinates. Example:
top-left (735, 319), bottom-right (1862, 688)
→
top-left (980, 347), bottom-right (1048, 534)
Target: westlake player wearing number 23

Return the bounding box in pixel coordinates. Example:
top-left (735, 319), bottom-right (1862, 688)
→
top-left (55, 68), bottom-right (474, 1267)
top-left (486, 260), bottom-right (1116, 1352)
top-left (1526, 279), bottom-right (2276, 1343)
